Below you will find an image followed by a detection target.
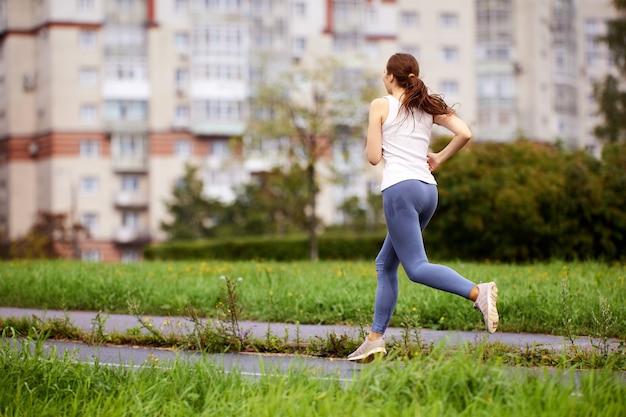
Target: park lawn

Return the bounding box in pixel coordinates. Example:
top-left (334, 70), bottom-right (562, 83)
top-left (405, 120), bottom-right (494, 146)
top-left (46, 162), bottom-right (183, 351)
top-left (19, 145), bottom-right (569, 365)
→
top-left (0, 259), bottom-right (624, 338)
top-left (1, 337), bottom-right (625, 417)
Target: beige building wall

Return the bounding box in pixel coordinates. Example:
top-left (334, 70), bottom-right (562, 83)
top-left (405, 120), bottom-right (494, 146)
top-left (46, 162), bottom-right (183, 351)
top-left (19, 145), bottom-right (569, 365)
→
top-left (4, 35), bottom-right (37, 135)
top-left (48, 28), bottom-right (103, 131)
top-left (513, 1), bottom-right (555, 142)
top-left (8, 162), bottom-right (37, 237)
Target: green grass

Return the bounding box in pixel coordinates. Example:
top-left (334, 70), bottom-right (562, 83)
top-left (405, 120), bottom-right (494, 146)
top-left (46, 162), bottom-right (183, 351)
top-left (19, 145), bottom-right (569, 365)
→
top-left (1, 337), bottom-right (625, 417)
top-left (1, 259), bottom-right (625, 338)
top-left (3, 260), bottom-right (625, 414)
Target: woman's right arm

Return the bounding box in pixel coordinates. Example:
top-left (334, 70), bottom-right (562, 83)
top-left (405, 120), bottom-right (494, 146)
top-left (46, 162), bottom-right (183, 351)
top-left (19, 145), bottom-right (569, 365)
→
top-left (366, 98), bottom-right (388, 165)
top-left (428, 113), bottom-right (472, 172)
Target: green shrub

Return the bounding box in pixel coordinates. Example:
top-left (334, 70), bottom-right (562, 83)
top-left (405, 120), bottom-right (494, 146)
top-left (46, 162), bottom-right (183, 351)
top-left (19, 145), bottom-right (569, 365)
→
top-left (425, 139), bottom-right (626, 262)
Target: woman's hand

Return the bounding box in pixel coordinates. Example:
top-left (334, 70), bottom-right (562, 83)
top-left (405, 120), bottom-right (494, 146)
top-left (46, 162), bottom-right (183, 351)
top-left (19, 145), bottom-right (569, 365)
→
top-left (427, 152), bottom-right (442, 172)
top-left (431, 114), bottom-right (472, 170)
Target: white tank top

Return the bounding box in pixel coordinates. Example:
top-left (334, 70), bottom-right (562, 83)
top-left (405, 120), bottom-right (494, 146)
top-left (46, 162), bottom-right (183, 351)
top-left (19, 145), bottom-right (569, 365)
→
top-left (380, 95), bottom-right (437, 191)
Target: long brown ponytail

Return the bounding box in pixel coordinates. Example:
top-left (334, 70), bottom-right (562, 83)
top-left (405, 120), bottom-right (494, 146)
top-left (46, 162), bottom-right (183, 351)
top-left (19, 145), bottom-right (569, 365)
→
top-left (386, 53), bottom-right (454, 117)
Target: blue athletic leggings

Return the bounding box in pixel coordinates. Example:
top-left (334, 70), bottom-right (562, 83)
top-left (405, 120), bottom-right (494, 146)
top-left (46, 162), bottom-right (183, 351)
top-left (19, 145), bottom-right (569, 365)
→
top-left (371, 179), bottom-right (476, 335)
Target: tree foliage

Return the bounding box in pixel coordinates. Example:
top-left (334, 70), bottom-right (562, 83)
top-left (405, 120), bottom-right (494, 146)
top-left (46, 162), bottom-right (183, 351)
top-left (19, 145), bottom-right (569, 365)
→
top-left (594, 0), bottom-right (626, 143)
top-left (3, 212), bottom-right (88, 259)
top-left (425, 139), bottom-right (625, 262)
top-left (160, 164), bottom-right (225, 241)
top-left (245, 56), bottom-right (376, 260)
top-left (219, 165), bottom-right (312, 236)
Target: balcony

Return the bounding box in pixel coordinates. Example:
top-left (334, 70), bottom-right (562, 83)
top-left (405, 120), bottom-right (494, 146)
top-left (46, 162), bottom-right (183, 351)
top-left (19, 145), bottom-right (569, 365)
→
top-left (110, 133), bottom-right (149, 173)
top-left (112, 156), bottom-right (148, 173)
top-left (191, 121), bottom-right (247, 136)
top-left (105, 119), bottom-right (149, 133)
top-left (112, 227), bottom-right (151, 245)
top-left (113, 190), bottom-right (148, 208)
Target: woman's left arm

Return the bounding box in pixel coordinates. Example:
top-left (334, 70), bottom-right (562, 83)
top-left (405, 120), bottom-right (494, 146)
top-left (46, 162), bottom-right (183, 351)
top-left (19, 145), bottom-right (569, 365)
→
top-left (365, 98), bottom-right (388, 165)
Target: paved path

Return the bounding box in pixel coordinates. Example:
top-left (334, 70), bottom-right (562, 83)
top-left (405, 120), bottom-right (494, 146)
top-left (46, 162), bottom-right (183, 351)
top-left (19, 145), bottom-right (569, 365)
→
top-left (0, 306), bottom-right (612, 351)
top-left (2, 306), bottom-right (623, 383)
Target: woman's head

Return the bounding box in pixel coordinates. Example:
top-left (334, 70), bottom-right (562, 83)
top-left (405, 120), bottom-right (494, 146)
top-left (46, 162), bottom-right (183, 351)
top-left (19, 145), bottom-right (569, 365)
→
top-left (384, 53), bottom-right (453, 117)
top-left (385, 53), bottom-right (420, 91)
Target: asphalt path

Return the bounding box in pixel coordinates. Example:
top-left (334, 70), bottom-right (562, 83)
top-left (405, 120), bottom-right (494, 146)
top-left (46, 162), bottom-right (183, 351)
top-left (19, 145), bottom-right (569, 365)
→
top-left (1, 306), bottom-right (623, 382)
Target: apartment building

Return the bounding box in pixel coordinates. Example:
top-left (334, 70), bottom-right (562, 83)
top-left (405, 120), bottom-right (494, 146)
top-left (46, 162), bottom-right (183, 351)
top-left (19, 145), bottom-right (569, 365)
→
top-left (0, 0), bottom-right (617, 261)
top-left (475, 0), bottom-right (617, 149)
top-left (577, 0), bottom-right (616, 156)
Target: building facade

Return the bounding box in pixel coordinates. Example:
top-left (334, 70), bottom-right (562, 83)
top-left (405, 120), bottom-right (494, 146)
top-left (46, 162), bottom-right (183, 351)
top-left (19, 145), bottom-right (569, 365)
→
top-left (474, 0), bottom-right (616, 151)
top-left (0, 0), bottom-right (618, 261)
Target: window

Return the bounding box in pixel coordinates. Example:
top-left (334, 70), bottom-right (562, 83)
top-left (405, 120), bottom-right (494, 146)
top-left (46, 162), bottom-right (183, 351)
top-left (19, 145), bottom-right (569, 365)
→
top-left (103, 58), bottom-right (147, 81)
top-left (251, 0), bottom-right (273, 13)
top-left (174, 32), bottom-right (189, 53)
top-left (79, 67), bottom-right (98, 87)
top-left (255, 30), bottom-right (274, 49)
top-left (440, 81), bottom-right (459, 100)
top-left (121, 175), bottom-right (139, 191)
top-left (192, 24), bottom-right (244, 56)
top-left (118, 135), bottom-right (145, 157)
top-left (400, 45), bottom-right (420, 60)
top-left (103, 25), bottom-right (145, 48)
top-left (478, 109), bottom-right (491, 126)
top-left (175, 105), bottom-right (190, 125)
top-left (122, 211), bottom-right (140, 229)
top-left (174, 0), bottom-right (189, 12)
top-left (77, 0), bottom-right (95, 12)
top-left (81, 249), bottom-right (101, 262)
top-left (478, 74), bottom-right (515, 99)
top-left (80, 104), bottom-right (98, 123)
top-left (366, 8), bottom-right (377, 25)
top-left (194, 100), bottom-right (243, 122)
top-left (116, 0), bottom-right (136, 10)
top-left (81, 213), bottom-right (99, 233)
top-left (292, 37), bottom-right (306, 56)
top-left (79, 139), bottom-right (100, 157)
top-left (440, 46), bottom-right (459, 63)
top-left (80, 176), bottom-right (99, 194)
top-left (175, 69), bottom-right (189, 87)
top-left (440, 12), bottom-right (459, 29)
top-left (498, 110), bottom-right (511, 126)
top-left (174, 140), bottom-right (192, 158)
top-left (194, 0), bottom-right (242, 12)
top-left (400, 11), bottom-right (419, 28)
top-left (78, 30), bottom-right (97, 49)
top-left (211, 140), bottom-right (230, 156)
top-left (293, 1), bottom-right (306, 18)
top-left (104, 100), bottom-right (147, 121)
top-left (121, 249), bottom-right (141, 263)
top-left (193, 63), bottom-right (243, 81)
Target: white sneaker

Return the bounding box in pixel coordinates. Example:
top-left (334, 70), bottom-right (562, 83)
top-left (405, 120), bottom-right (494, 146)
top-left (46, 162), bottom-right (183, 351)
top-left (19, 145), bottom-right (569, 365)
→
top-left (474, 282), bottom-right (499, 333)
top-left (347, 337), bottom-right (387, 362)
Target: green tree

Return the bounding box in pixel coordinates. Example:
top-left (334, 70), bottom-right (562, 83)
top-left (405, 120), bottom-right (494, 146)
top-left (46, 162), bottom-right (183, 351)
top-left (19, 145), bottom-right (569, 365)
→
top-left (426, 139), bottom-right (610, 262)
top-left (160, 164), bottom-right (224, 241)
top-left (7, 212), bottom-right (88, 259)
top-left (594, 0), bottom-right (626, 143)
top-left (245, 57), bottom-right (376, 260)
top-left (219, 165), bottom-right (311, 236)
top-left (598, 141), bottom-right (626, 258)
top-left (335, 191), bottom-right (385, 233)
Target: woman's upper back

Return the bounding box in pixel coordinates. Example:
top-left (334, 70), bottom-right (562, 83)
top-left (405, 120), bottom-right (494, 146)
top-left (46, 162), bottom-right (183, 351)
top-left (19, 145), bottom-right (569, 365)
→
top-left (380, 95), bottom-right (436, 191)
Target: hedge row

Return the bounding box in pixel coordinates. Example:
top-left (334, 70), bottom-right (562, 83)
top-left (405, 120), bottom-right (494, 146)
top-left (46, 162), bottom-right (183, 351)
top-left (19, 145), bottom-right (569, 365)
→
top-left (143, 234), bottom-right (385, 261)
